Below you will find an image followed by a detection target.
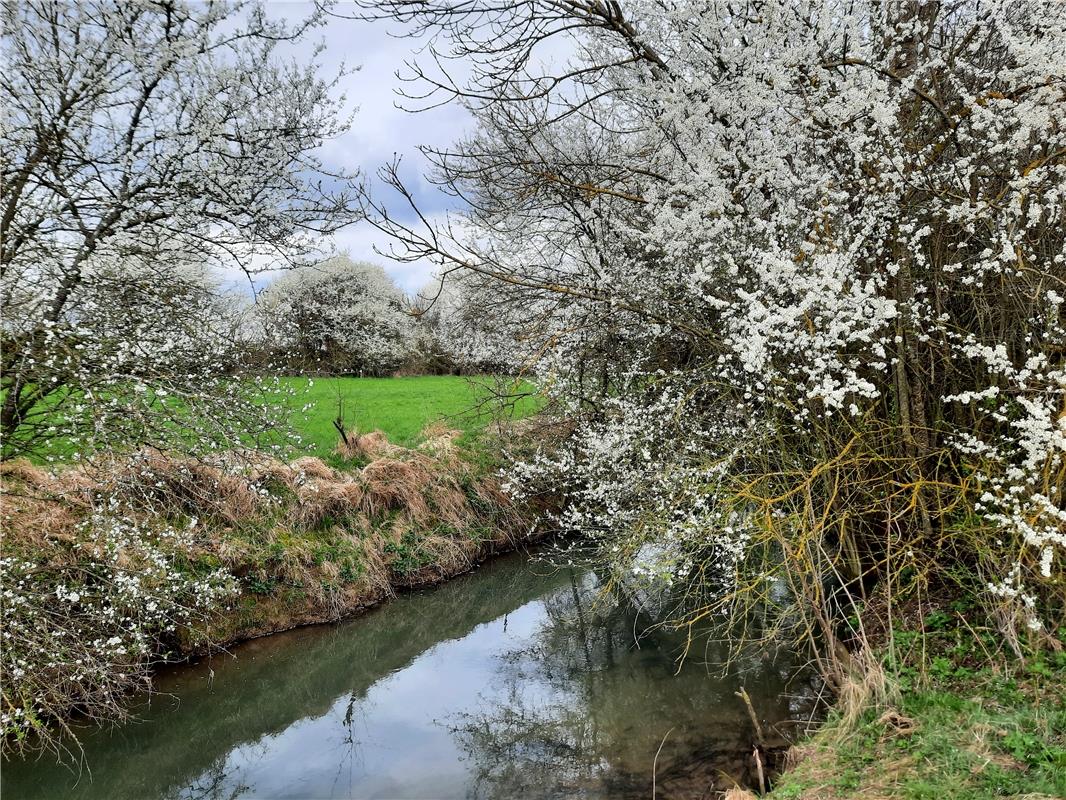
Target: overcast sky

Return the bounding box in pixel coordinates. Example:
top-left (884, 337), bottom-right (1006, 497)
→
top-left (245, 2), bottom-right (475, 295)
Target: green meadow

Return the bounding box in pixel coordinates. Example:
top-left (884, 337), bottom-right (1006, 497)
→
top-left (279, 375), bottom-right (539, 457)
top-left (9, 375), bottom-right (540, 464)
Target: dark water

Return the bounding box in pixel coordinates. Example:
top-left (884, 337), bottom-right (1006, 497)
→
top-left (2, 551), bottom-right (820, 799)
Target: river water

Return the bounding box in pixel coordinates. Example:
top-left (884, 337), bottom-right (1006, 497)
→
top-left (2, 550), bottom-right (820, 799)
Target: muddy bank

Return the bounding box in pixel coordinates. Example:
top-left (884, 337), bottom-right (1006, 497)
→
top-left (183, 524), bottom-right (551, 655)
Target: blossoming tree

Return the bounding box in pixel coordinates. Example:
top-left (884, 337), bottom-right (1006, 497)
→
top-left (0, 0), bottom-right (358, 750)
top-left (257, 256), bottom-right (415, 375)
top-left (1, 0), bottom-right (359, 460)
top-left (361, 0), bottom-right (1066, 668)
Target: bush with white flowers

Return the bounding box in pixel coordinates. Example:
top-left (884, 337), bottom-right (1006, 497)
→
top-left (1, 509), bottom-right (236, 754)
top-left (257, 256), bottom-right (416, 376)
top-left (369, 0), bottom-right (1066, 661)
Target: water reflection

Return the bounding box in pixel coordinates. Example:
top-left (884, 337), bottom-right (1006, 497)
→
top-left (450, 569), bottom-right (817, 798)
top-left (2, 551), bottom-right (819, 799)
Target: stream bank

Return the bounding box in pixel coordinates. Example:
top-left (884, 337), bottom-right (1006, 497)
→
top-left (2, 550), bottom-right (822, 799)
top-left (1, 427), bottom-right (542, 753)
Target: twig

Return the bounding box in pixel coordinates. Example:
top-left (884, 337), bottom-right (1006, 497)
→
top-left (736, 686), bottom-right (765, 745)
top-left (753, 745), bottom-right (766, 794)
top-left (652, 726), bottom-right (674, 800)
top-left (333, 391), bottom-right (350, 448)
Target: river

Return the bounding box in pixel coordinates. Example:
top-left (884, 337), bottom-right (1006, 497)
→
top-left (1, 549), bottom-right (820, 799)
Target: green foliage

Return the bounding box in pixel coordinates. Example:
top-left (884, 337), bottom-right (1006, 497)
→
top-left (771, 619), bottom-right (1066, 800)
top-left (245, 574), bottom-right (280, 595)
top-left (774, 682), bottom-right (1066, 798)
top-left (383, 531), bottom-right (434, 576)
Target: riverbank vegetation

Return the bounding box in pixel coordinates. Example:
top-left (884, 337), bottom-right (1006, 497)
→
top-left (768, 616), bottom-right (1066, 799)
top-left (2, 0), bottom-right (1064, 794)
top-left (354, 0), bottom-right (1066, 794)
top-left (1, 419), bottom-right (538, 757)
top-left (0, 0), bottom-right (549, 760)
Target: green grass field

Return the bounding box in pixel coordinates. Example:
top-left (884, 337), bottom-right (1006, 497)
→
top-left (280, 375), bottom-right (539, 457)
top-left (6, 376), bottom-right (540, 464)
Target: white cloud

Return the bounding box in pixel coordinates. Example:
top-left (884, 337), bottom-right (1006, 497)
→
top-left (244, 3), bottom-right (477, 295)
top-left (329, 216), bottom-right (449, 295)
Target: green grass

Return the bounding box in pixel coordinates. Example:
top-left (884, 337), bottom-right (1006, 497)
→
top-left (7, 375), bottom-right (540, 464)
top-left (770, 627), bottom-right (1066, 800)
top-left (277, 375), bottom-right (538, 458)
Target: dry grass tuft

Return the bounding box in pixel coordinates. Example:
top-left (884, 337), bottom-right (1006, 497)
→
top-left (1, 460), bottom-right (97, 548)
top-left (423, 532), bottom-right (476, 573)
top-left (334, 428), bottom-right (401, 461)
top-left (782, 743), bottom-right (816, 771)
top-left (359, 457), bottom-right (434, 524)
top-left (289, 456), bottom-right (337, 482)
top-left (358, 531), bottom-right (395, 594)
top-left (0, 458), bottom-right (52, 485)
top-left (90, 450), bottom-right (262, 524)
top-left (0, 457), bottom-right (99, 508)
top-left (292, 477), bottom-right (356, 529)
top-left (417, 422), bottom-right (462, 459)
top-left (876, 710), bottom-right (918, 738)
top-left (722, 788), bottom-right (759, 800)
top-left (473, 476), bottom-right (510, 508)
top-left (826, 648), bottom-right (894, 736)
top-left (432, 478), bottom-right (475, 531)
top-left (1, 491), bottom-right (83, 548)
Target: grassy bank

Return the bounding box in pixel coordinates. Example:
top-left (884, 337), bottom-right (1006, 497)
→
top-left (1, 381), bottom-right (544, 756)
top-left (766, 619), bottom-right (1066, 799)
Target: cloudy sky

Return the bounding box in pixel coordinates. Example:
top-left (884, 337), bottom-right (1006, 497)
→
top-left (251, 2), bottom-right (475, 295)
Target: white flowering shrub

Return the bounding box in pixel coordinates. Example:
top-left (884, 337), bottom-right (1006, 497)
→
top-left (1, 0), bottom-right (357, 462)
top-left (258, 256), bottom-right (415, 376)
top-left (368, 0), bottom-right (1066, 658)
top-left (0, 509), bottom-right (236, 754)
top-left (2, 255), bottom-right (295, 462)
top-left (416, 270), bottom-right (537, 373)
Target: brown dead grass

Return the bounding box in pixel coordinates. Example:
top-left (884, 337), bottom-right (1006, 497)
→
top-left (289, 456), bottom-right (337, 482)
top-left (3, 428), bottom-right (537, 653)
top-left (0, 459), bottom-right (91, 549)
top-left (293, 477), bottom-right (362, 529)
top-left (782, 743), bottom-right (816, 771)
top-left (359, 457), bottom-right (435, 524)
top-left (0, 491), bottom-right (82, 549)
top-left (82, 450), bottom-right (265, 524)
top-left (0, 458), bottom-right (52, 485)
top-left (417, 422), bottom-right (463, 460)
top-left (334, 428), bottom-right (402, 461)
top-left (876, 710), bottom-right (918, 738)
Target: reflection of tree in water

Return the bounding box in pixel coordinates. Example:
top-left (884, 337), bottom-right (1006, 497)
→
top-left (167, 690), bottom-right (373, 800)
top-left (171, 753), bottom-right (250, 800)
top-left (450, 568), bottom-right (820, 799)
top-left (329, 692), bottom-right (372, 799)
